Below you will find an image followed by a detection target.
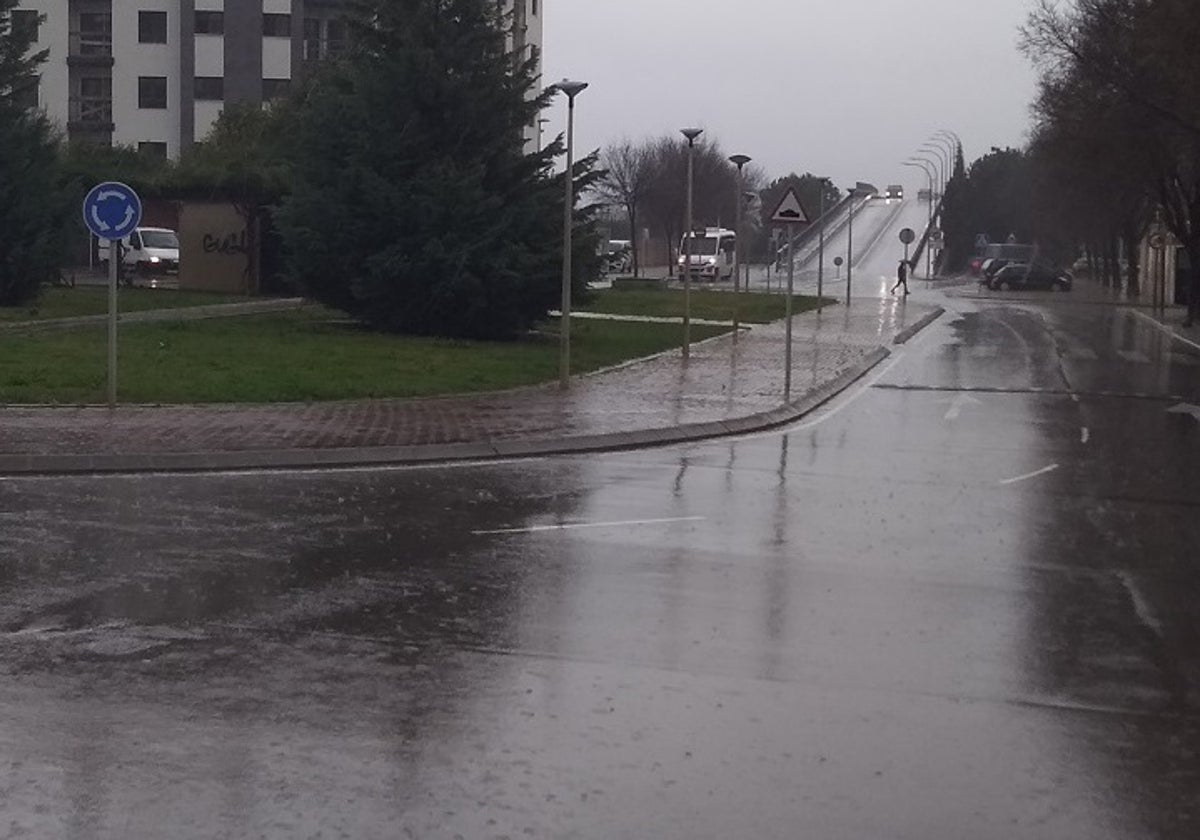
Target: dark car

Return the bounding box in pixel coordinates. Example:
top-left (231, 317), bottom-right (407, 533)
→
top-left (989, 263), bottom-right (1072, 292)
top-left (980, 258), bottom-right (1014, 285)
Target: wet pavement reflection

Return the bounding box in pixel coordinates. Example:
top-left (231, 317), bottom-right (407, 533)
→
top-left (0, 294), bottom-right (1198, 837)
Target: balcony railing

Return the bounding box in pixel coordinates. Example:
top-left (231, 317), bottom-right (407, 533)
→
top-left (68, 29), bottom-right (113, 57)
top-left (68, 96), bottom-right (113, 126)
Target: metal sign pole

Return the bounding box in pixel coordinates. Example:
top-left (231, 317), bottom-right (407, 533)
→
top-left (83, 181), bottom-right (141, 410)
top-left (108, 242), bottom-right (118, 407)
top-left (785, 222), bottom-right (795, 401)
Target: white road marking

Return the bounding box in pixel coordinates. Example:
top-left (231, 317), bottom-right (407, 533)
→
top-left (1116, 570), bottom-right (1164, 636)
top-left (1167, 403), bottom-right (1200, 422)
top-left (1081, 427), bottom-right (1090, 444)
top-left (472, 516), bottom-right (706, 536)
top-left (1117, 350), bottom-right (1151, 364)
top-left (999, 464), bottom-right (1060, 486)
top-left (942, 393), bottom-right (982, 421)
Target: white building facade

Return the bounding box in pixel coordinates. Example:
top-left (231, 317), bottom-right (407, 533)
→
top-left (15, 0), bottom-right (544, 158)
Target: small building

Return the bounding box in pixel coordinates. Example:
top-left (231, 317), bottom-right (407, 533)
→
top-left (1138, 229), bottom-right (1190, 306)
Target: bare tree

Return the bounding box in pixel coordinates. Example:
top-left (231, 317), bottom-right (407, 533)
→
top-left (641, 135), bottom-right (740, 274)
top-left (596, 139), bottom-right (653, 277)
top-left (1023, 0), bottom-right (1200, 320)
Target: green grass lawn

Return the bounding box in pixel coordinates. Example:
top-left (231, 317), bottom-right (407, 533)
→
top-left (581, 288), bottom-right (830, 323)
top-left (0, 287), bottom-right (250, 322)
top-left (0, 307), bottom-right (727, 404)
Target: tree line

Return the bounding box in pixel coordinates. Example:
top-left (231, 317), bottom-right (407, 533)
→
top-left (596, 136), bottom-right (839, 275)
top-left (1021, 0), bottom-right (1200, 323)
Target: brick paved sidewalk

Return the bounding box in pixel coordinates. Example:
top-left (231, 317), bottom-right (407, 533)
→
top-left (0, 298), bottom-right (942, 474)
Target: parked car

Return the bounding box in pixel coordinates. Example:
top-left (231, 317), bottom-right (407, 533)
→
top-left (980, 258), bottom-right (1015, 285)
top-left (98, 227), bottom-right (180, 277)
top-left (989, 263), bottom-right (1072, 292)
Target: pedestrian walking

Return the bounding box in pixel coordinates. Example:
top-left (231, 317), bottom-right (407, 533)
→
top-left (891, 259), bottom-right (910, 296)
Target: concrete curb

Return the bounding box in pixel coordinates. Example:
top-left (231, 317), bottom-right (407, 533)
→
top-left (0, 347), bottom-right (892, 477)
top-left (0, 298), bottom-right (307, 333)
top-left (892, 307), bottom-right (945, 345)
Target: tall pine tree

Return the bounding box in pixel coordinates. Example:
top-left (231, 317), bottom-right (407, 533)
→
top-left (278, 0), bottom-right (598, 340)
top-left (0, 1), bottom-right (65, 307)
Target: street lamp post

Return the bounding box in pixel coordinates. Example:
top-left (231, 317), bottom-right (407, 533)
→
top-left (556, 79), bottom-right (588, 389)
top-left (845, 185), bottom-right (857, 305)
top-left (817, 185), bottom-right (826, 300)
top-left (681, 128), bottom-right (703, 361)
top-left (729, 154), bottom-right (751, 340)
top-left (920, 143), bottom-right (948, 198)
top-left (904, 159), bottom-right (936, 279)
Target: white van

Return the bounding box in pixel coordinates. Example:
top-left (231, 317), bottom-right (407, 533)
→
top-left (98, 227), bottom-right (180, 276)
top-left (677, 227), bottom-right (736, 281)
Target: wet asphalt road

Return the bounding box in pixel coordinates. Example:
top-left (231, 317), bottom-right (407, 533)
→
top-left (1, 294), bottom-right (1198, 838)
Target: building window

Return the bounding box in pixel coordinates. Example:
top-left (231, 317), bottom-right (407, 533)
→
top-left (194, 11), bottom-right (224, 35)
top-left (138, 76), bottom-right (167, 109)
top-left (12, 9), bottom-right (39, 42)
top-left (262, 78), bottom-right (290, 101)
top-left (13, 77), bottom-right (39, 111)
top-left (263, 13), bottom-right (291, 37)
top-left (77, 12), bottom-right (112, 55)
top-left (138, 142), bottom-right (168, 159)
top-left (194, 76), bottom-right (224, 101)
top-left (74, 76), bottom-right (112, 124)
top-left (531, 0), bottom-right (538, 16)
top-left (138, 11), bottom-right (168, 44)
top-left (326, 19), bottom-right (347, 54)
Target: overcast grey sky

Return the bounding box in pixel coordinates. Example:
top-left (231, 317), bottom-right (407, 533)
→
top-left (541, 0), bottom-right (1040, 191)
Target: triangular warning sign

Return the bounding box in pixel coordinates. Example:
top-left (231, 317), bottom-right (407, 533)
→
top-left (769, 188), bottom-right (811, 225)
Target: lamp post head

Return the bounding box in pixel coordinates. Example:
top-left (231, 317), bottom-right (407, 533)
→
top-left (681, 127), bottom-right (703, 146)
top-left (555, 79), bottom-right (588, 100)
top-left (729, 154), bottom-right (752, 170)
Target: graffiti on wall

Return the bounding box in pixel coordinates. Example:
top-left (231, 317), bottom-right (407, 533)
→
top-left (202, 230), bottom-right (248, 256)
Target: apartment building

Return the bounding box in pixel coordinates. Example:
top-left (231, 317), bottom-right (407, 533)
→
top-left (15, 1), bottom-right (544, 158)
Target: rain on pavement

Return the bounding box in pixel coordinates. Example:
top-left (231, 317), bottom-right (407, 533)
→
top-left (2, 215), bottom-right (1199, 837)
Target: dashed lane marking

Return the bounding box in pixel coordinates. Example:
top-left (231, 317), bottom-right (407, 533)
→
top-left (999, 463), bottom-right (1060, 486)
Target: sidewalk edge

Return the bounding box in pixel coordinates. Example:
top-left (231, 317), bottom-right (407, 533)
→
top-left (0, 349), bottom-right (892, 477)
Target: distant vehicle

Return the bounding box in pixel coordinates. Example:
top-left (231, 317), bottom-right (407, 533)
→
top-left (989, 263), bottom-right (1072, 292)
top-left (602, 240), bottom-right (632, 276)
top-left (98, 227), bottom-right (180, 277)
top-left (678, 228), bottom-right (736, 281)
top-left (886, 185), bottom-right (904, 200)
top-left (981, 242), bottom-right (1035, 264)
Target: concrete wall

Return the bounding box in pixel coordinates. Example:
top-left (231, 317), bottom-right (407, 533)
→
top-left (179, 202), bottom-right (250, 294)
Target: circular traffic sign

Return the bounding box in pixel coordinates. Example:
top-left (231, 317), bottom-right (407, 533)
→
top-left (1149, 233), bottom-right (1166, 250)
top-left (833, 256), bottom-right (844, 267)
top-left (899, 228), bottom-right (916, 245)
top-left (83, 181), bottom-right (143, 240)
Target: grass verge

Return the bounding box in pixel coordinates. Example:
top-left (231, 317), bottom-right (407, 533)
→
top-left (0, 307), bottom-right (727, 404)
top-left (0, 287), bottom-right (250, 322)
top-left (581, 288), bottom-right (829, 323)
